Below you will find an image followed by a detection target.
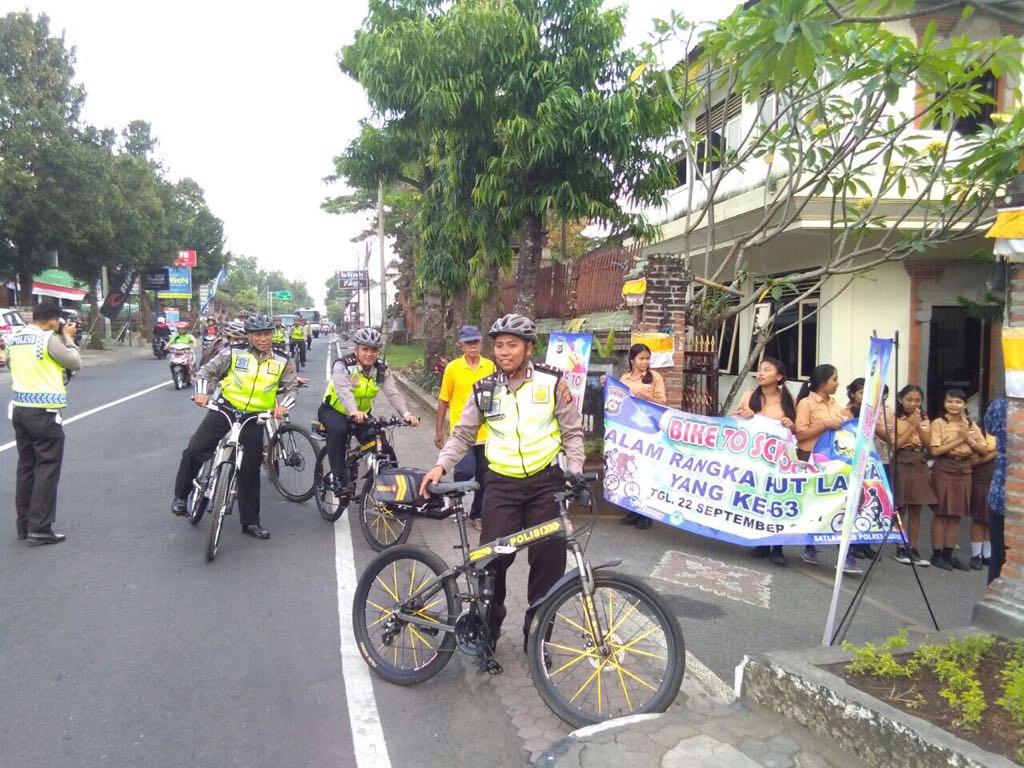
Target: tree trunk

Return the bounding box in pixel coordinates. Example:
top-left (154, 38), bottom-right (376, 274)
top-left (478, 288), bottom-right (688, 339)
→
top-left (721, 323), bottom-right (774, 414)
top-left (477, 262), bottom-right (501, 357)
top-left (512, 212), bottom-right (543, 318)
top-left (422, 289), bottom-right (445, 369)
top-left (18, 271), bottom-right (35, 308)
top-left (140, 290), bottom-right (152, 341)
top-left (451, 284), bottom-right (469, 340)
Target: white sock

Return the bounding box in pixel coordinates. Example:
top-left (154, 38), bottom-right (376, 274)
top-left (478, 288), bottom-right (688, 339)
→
top-left (982, 541), bottom-right (991, 558)
top-left (971, 542), bottom-right (983, 557)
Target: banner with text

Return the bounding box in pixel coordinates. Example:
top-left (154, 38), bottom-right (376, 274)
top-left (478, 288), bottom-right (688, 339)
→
top-left (199, 267), bottom-right (226, 316)
top-left (603, 378), bottom-right (895, 546)
top-left (545, 332), bottom-right (593, 413)
top-left (158, 266), bottom-right (192, 300)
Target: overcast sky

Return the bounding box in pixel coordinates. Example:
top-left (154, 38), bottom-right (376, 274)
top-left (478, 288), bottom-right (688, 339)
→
top-left (8, 1), bottom-right (732, 306)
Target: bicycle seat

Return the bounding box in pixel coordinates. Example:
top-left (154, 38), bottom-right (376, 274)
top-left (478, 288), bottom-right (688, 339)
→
top-left (427, 480), bottom-right (480, 496)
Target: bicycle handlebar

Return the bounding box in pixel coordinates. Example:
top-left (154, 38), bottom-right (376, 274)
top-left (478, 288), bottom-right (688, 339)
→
top-left (203, 401), bottom-right (272, 426)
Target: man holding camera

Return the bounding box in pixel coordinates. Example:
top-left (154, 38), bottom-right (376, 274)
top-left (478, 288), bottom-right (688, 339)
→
top-left (5, 303), bottom-right (81, 545)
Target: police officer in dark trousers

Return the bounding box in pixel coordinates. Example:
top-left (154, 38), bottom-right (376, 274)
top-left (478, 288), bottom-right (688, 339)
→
top-left (421, 313), bottom-right (585, 664)
top-left (6, 302), bottom-right (81, 545)
top-left (171, 314), bottom-right (298, 538)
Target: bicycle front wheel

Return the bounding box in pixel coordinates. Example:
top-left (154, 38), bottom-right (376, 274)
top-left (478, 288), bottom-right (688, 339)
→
top-left (352, 545), bottom-right (458, 685)
top-left (265, 423), bottom-right (319, 502)
top-left (527, 571), bottom-right (685, 728)
top-left (359, 473), bottom-right (412, 551)
top-left (314, 446), bottom-right (345, 523)
top-left (206, 462), bottom-right (235, 562)
top-left (188, 459), bottom-right (213, 526)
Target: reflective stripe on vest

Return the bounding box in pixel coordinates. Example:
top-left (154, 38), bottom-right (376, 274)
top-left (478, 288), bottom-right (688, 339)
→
top-left (483, 372), bottom-right (561, 478)
top-left (7, 327), bottom-right (67, 408)
top-left (322, 364), bottom-right (382, 414)
top-left (219, 351), bottom-right (286, 412)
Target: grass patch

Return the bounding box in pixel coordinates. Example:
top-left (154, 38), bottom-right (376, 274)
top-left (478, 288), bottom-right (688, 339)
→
top-left (384, 343), bottom-right (424, 368)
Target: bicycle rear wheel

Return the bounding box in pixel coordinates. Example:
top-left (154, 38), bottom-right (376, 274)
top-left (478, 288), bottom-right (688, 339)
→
top-left (265, 423), bottom-right (319, 502)
top-left (206, 462), bottom-right (235, 562)
top-left (352, 545), bottom-right (458, 685)
top-left (359, 472), bottom-right (412, 552)
top-left (314, 446), bottom-right (345, 523)
top-left (188, 459), bottom-right (213, 526)
top-left (527, 571), bottom-right (685, 728)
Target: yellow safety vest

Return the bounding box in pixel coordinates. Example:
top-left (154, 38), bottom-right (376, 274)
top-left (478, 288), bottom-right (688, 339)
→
top-left (272, 327), bottom-right (286, 343)
top-left (480, 367), bottom-right (562, 478)
top-left (323, 359), bottom-right (383, 414)
top-left (6, 326), bottom-right (67, 408)
top-left (290, 325), bottom-right (304, 340)
top-left (219, 351), bottom-right (287, 412)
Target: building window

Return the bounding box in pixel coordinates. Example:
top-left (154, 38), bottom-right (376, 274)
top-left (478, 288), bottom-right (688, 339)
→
top-left (753, 295), bottom-right (819, 380)
top-left (718, 312), bottom-right (740, 375)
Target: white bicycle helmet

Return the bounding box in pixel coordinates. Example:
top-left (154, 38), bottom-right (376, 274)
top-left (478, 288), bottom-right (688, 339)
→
top-left (225, 319), bottom-right (246, 339)
top-left (353, 327), bottom-right (383, 348)
top-left (489, 313), bottom-right (537, 341)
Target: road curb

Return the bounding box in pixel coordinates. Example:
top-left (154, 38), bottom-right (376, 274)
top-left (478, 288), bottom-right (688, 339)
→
top-left (392, 369), bottom-right (436, 415)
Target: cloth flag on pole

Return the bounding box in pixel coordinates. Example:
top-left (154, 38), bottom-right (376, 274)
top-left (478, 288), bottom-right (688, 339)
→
top-left (100, 270), bottom-right (140, 321)
top-left (821, 335), bottom-right (894, 646)
top-left (199, 267), bottom-right (227, 316)
top-left (631, 331), bottom-right (674, 367)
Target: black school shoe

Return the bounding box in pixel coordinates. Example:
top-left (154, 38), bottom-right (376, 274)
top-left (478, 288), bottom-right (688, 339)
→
top-left (26, 531), bottom-right (66, 546)
top-left (930, 552), bottom-right (953, 571)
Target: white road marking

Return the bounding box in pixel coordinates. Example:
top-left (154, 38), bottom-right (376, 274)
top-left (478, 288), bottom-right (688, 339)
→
top-left (331, 338), bottom-right (391, 768)
top-left (0, 379), bottom-right (172, 453)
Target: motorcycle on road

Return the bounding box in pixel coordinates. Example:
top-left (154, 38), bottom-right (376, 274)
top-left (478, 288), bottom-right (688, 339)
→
top-left (152, 336), bottom-right (169, 359)
top-left (168, 342), bottom-right (194, 390)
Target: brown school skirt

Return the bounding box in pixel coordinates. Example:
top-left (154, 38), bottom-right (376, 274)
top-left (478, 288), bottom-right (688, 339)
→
top-left (894, 450), bottom-right (937, 507)
top-left (969, 460), bottom-right (995, 523)
top-left (930, 456), bottom-right (972, 518)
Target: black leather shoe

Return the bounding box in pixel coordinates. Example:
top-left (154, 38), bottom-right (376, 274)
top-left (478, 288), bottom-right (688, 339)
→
top-left (16, 524), bottom-right (28, 540)
top-left (636, 517), bottom-right (652, 530)
top-left (242, 524), bottom-right (270, 540)
top-left (620, 513), bottom-right (639, 526)
top-left (171, 498), bottom-right (187, 517)
top-left (26, 531), bottom-right (66, 546)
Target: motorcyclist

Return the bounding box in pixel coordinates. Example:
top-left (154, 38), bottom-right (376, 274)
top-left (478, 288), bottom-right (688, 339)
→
top-left (170, 314), bottom-right (298, 538)
top-left (318, 326), bottom-right (419, 497)
top-left (153, 316), bottom-right (172, 339)
top-left (168, 322), bottom-right (195, 347)
top-left (204, 317), bottom-right (218, 336)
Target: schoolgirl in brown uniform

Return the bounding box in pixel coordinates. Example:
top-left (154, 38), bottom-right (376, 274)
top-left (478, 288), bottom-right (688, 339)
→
top-left (929, 388), bottom-right (986, 571)
top-left (968, 425), bottom-right (997, 570)
top-left (734, 357), bottom-right (797, 566)
top-left (892, 385), bottom-right (935, 567)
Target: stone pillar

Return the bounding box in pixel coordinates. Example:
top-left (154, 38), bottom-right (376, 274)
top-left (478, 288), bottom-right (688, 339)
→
top-left (973, 176), bottom-right (1024, 634)
top-left (630, 254), bottom-right (692, 406)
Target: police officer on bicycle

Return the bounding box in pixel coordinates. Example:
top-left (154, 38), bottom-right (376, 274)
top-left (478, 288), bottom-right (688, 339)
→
top-left (171, 314), bottom-right (298, 539)
top-left (319, 327), bottom-right (419, 498)
top-left (420, 313), bottom-right (585, 657)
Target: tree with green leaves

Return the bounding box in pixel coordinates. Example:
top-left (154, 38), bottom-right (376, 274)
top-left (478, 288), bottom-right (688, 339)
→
top-left (643, 0), bottom-right (1024, 409)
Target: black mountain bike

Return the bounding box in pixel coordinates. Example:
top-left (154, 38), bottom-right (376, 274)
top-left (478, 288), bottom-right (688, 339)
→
top-left (352, 475), bottom-right (685, 728)
top-left (312, 415), bottom-right (412, 549)
top-left (263, 412), bottom-right (319, 503)
top-left (192, 403), bottom-right (272, 562)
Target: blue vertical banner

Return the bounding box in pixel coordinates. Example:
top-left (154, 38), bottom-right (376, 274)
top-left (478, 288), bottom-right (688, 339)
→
top-left (199, 267), bottom-right (227, 316)
top-left (822, 335), bottom-right (894, 645)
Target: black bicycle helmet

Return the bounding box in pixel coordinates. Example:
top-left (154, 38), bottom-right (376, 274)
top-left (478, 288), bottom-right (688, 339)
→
top-left (244, 314), bottom-right (274, 333)
top-left (489, 313), bottom-right (536, 341)
top-left (353, 327), bottom-right (383, 348)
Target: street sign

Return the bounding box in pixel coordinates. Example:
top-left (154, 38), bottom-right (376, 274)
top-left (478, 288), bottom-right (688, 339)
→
top-left (274, 290), bottom-right (293, 301)
top-left (142, 269), bottom-right (170, 291)
top-left (338, 270), bottom-right (369, 289)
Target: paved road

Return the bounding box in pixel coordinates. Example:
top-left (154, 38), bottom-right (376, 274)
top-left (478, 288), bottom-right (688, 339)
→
top-left (0, 339), bottom-right (990, 767)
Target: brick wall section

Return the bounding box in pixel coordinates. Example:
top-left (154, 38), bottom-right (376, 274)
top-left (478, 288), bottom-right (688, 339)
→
top-left (1001, 265), bottom-right (1024, 579)
top-left (631, 254), bottom-right (691, 407)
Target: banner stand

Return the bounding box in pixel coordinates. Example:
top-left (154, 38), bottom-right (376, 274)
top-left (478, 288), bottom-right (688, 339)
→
top-left (823, 331), bottom-right (940, 645)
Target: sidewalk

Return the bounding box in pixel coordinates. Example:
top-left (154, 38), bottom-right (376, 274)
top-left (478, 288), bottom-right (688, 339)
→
top-left (537, 701), bottom-right (867, 768)
top-left (80, 343), bottom-right (152, 367)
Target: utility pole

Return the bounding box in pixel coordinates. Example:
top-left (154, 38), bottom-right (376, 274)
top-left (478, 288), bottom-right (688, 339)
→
top-left (379, 179), bottom-right (388, 348)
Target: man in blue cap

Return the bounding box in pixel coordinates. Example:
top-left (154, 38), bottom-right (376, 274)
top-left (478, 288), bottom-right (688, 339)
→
top-left (434, 325), bottom-right (495, 528)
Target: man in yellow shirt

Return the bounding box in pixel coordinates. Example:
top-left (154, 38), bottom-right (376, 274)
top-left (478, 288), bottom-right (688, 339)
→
top-left (433, 325), bottom-right (495, 528)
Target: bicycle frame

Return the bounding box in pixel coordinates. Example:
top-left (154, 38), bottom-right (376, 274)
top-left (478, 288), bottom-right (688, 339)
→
top-left (386, 484), bottom-right (616, 648)
top-left (207, 404), bottom-right (272, 471)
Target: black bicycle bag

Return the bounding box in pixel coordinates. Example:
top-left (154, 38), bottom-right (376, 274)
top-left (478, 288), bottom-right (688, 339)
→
top-left (370, 467), bottom-right (451, 519)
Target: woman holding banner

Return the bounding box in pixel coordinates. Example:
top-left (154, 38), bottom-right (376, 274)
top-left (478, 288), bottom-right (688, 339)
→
top-left (734, 357), bottom-right (797, 566)
top-left (795, 364), bottom-right (863, 575)
top-left (615, 343), bottom-right (666, 529)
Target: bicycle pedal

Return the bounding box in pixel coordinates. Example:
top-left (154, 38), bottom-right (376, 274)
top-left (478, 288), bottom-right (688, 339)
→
top-left (478, 656), bottom-right (504, 676)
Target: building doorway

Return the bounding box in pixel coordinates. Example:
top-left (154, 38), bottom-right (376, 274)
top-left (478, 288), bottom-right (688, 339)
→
top-left (926, 306), bottom-right (990, 419)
